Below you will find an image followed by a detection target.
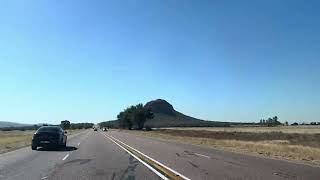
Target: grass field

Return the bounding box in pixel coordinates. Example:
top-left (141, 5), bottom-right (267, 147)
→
top-left (126, 126), bottom-right (320, 166)
top-left (0, 129), bottom-right (84, 154)
top-left (0, 130), bottom-right (34, 154)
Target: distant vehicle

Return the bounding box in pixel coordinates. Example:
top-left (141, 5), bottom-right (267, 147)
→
top-left (31, 126), bottom-right (67, 150)
top-left (102, 127), bottom-right (108, 131)
top-left (94, 128), bottom-right (98, 131)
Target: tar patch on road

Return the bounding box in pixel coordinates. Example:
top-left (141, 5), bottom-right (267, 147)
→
top-left (60, 158), bottom-right (91, 167)
top-left (187, 161), bottom-right (199, 168)
top-left (273, 172), bottom-right (296, 179)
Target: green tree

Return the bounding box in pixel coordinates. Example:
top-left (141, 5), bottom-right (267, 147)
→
top-left (117, 104), bottom-right (154, 130)
top-left (61, 120), bottom-right (71, 130)
top-left (117, 109), bottom-right (133, 130)
top-left (133, 104), bottom-right (154, 130)
top-left (266, 118), bottom-right (273, 126)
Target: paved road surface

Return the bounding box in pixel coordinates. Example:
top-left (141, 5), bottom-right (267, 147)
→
top-left (0, 129), bottom-right (319, 180)
top-left (0, 130), bottom-right (159, 180)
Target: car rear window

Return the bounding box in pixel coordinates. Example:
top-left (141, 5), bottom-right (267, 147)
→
top-left (37, 126), bottom-right (62, 133)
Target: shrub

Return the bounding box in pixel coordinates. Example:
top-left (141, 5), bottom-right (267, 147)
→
top-left (145, 126), bottom-right (152, 131)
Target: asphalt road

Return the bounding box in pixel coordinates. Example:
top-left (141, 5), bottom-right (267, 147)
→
top-left (0, 129), bottom-right (319, 180)
top-left (0, 130), bottom-right (159, 180)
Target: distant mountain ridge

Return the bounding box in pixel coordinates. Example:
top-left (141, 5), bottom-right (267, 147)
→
top-left (0, 121), bottom-right (30, 128)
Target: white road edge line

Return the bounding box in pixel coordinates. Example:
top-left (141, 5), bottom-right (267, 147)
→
top-left (102, 132), bottom-right (191, 180)
top-left (62, 154), bottom-right (69, 161)
top-left (107, 134), bottom-right (191, 180)
top-left (100, 132), bottom-right (169, 180)
top-left (194, 153), bottom-right (210, 159)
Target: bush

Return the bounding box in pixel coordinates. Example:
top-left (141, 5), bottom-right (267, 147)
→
top-left (117, 104), bottom-right (154, 130)
top-left (145, 126), bottom-right (152, 131)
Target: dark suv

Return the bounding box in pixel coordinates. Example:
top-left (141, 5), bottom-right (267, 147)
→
top-left (31, 126), bottom-right (67, 150)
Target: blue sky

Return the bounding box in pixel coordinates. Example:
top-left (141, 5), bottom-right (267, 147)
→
top-left (0, 0), bottom-right (319, 124)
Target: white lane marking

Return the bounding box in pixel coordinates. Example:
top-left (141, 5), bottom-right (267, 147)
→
top-left (62, 154), bottom-right (69, 161)
top-left (100, 132), bottom-right (169, 180)
top-left (194, 153), bottom-right (210, 159)
top-left (41, 176), bottom-right (48, 180)
top-left (102, 132), bottom-right (191, 180)
top-left (77, 142), bottom-right (81, 146)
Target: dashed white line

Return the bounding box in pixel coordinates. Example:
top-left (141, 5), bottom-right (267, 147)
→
top-left (62, 154), bottom-right (69, 161)
top-left (195, 153), bottom-right (211, 159)
top-left (78, 142), bottom-right (81, 146)
top-left (41, 176), bottom-right (48, 180)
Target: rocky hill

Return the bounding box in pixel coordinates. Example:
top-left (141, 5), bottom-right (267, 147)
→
top-left (144, 99), bottom-right (229, 128)
top-left (99, 99), bottom-right (230, 128)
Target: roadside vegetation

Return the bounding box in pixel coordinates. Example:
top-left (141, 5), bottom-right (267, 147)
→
top-left (60, 120), bottom-right (94, 130)
top-left (0, 130), bottom-right (34, 154)
top-left (124, 126), bottom-right (320, 166)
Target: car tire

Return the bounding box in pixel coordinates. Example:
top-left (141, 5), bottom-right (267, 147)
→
top-left (31, 145), bottom-right (37, 150)
top-left (60, 140), bottom-right (67, 149)
top-left (64, 137), bottom-right (67, 148)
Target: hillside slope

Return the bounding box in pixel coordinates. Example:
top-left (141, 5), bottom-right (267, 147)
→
top-left (99, 99), bottom-right (230, 128)
top-left (0, 121), bottom-right (29, 128)
top-left (144, 99), bottom-right (229, 127)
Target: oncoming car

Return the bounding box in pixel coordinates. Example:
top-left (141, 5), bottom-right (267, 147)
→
top-left (31, 126), bottom-right (67, 150)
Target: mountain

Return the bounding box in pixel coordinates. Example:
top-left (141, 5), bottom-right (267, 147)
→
top-left (0, 121), bottom-right (30, 128)
top-left (144, 99), bottom-right (229, 128)
top-left (99, 99), bottom-right (231, 128)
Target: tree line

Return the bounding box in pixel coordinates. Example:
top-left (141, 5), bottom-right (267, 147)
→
top-left (98, 120), bottom-right (118, 129)
top-left (116, 104), bottom-right (154, 130)
top-left (291, 122), bottom-right (320, 126)
top-left (0, 121), bottom-right (94, 131)
top-left (259, 116), bottom-right (320, 126)
top-left (60, 120), bottom-right (94, 130)
top-left (259, 116), bottom-right (281, 126)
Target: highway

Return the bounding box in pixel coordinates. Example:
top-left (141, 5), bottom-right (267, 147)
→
top-left (0, 129), bottom-right (319, 180)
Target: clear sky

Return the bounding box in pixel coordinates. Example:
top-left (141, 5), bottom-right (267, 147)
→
top-left (0, 0), bottom-right (319, 124)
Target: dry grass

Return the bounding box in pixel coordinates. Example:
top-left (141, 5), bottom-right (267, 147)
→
top-left (167, 126), bottom-right (320, 134)
top-left (0, 130), bottom-right (34, 154)
top-left (125, 128), bottom-right (320, 166)
top-left (0, 129), bottom-right (84, 154)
